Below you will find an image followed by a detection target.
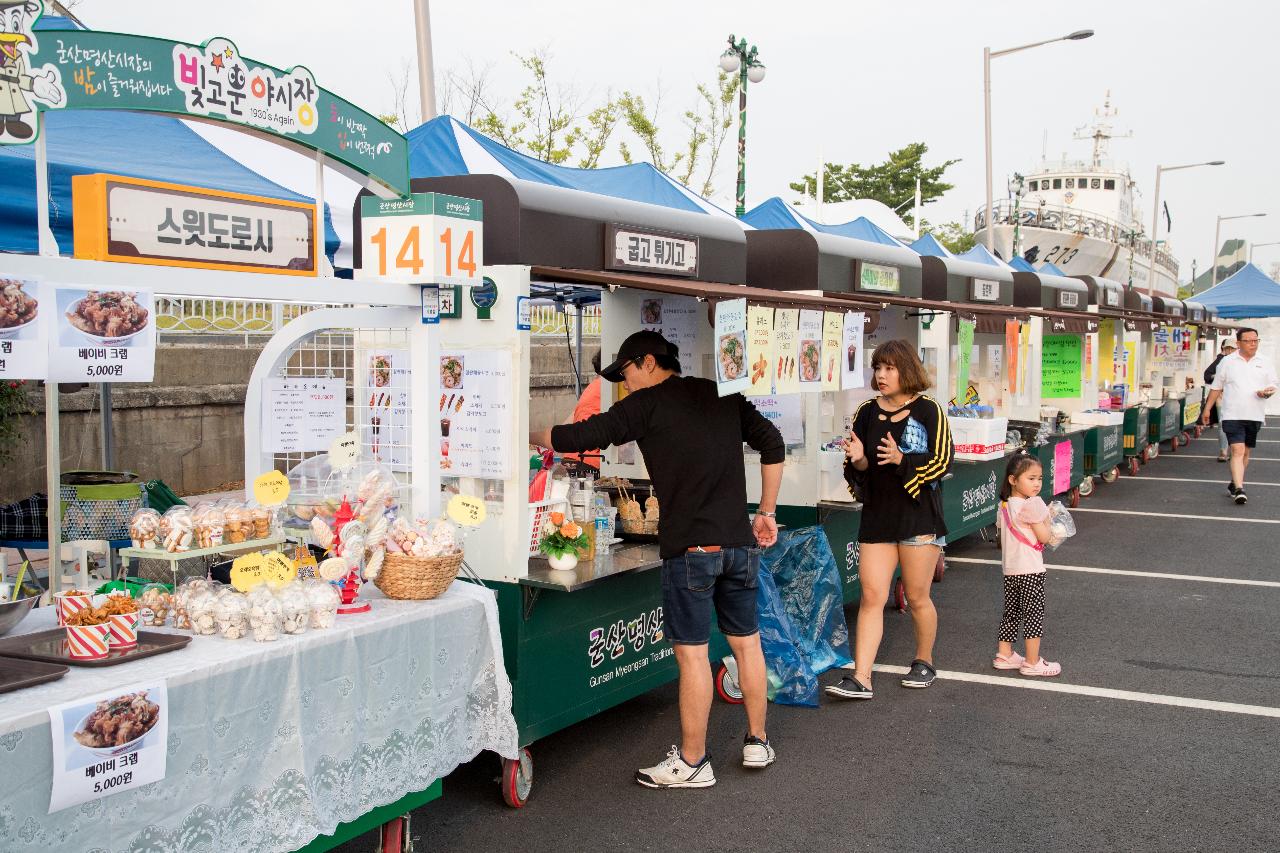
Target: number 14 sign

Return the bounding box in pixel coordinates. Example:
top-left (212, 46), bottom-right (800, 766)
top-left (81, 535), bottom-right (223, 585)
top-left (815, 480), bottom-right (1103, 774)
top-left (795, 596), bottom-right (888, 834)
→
top-left (358, 193), bottom-right (484, 287)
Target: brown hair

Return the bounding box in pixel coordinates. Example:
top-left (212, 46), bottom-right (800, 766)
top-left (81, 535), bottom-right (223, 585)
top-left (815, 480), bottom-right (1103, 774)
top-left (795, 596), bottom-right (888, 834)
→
top-left (870, 339), bottom-right (931, 395)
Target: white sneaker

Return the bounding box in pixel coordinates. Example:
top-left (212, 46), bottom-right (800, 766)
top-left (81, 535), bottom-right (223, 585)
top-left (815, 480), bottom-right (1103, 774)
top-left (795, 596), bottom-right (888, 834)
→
top-left (635, 746), bottom-right (716, 788)
top-left (742, 735), bottom-right (775, 768)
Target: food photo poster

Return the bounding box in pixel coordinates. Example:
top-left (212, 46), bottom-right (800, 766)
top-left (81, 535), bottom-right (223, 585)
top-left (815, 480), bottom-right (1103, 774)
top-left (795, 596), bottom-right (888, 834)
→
top-left (0, 275), bottom-right (49, 380)
top-left (50, 286), bottom-right (156, 382)
top-left (48, 681), bottom-right (169, 812)
top-left (713, 298), bottom-right (749, 396)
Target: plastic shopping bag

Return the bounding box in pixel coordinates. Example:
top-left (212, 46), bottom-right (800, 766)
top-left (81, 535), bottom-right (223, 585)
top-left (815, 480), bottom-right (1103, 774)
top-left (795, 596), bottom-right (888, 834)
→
top-left (1045, 500), bottom-right (1077, 549)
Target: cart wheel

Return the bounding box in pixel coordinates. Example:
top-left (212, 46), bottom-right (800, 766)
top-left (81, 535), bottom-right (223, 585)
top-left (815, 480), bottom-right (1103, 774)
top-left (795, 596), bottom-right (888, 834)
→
top-left (1146, 444), bottom-right (1159, 461)
top-left (1180, 431), bottom-right (1191, 446)
top-left (1127, 457), bottom-right (1141, 476)
top-left (1078, 476), bottom-right (1095, 498)
top-left (715, 663), bottom-right (744, 704)
top-left (502, 748), bottom-right (533, 808)
top-left (1102, 467), bottom-right (1119, 484)
top-left (933, 551), bottom-right (945, 583)
top-left (1068, 487), bottom-right (1081, 508)
top-left (891, 578), bottom-right (907, 612)
top-left (378, 816), bottom-right (409, 853)
top-left (1194, 425), bottom-right (1204, 438)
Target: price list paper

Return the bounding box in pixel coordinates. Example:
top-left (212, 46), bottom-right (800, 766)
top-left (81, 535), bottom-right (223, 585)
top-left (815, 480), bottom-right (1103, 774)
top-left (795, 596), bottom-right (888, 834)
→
top-left (821, 312), bottom-right (843, 392)
top-left (774, 309), bottom-right (801, 395)
top-left (713, 298), bottom-right (749, 397)
top-left (362, 350), bottom-right (412, 470)
top-left (49, 286), bottom-right (156, 382)
top-left (745, 305), bottom-right (776, 397)
top-left (437, 349), bottom-right (513, 478)
top-left (48, 680), bottom-right (168, 813)
top-left (262, 378), bottom-right (346, 453)
top-left (797, 309), bottom-right (824, 389)
top-left (638, 294), bottom-right (700, 375)
top-left (841, 311), bottom-right (866, 390)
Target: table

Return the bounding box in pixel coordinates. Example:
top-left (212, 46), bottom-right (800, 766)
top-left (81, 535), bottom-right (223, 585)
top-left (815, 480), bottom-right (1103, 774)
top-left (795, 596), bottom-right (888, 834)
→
top-left (0, 582), bottom-right (518, 852)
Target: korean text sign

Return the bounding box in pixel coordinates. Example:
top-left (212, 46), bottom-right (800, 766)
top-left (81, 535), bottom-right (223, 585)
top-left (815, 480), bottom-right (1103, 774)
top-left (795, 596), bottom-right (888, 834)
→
top-left (0, 275), bottom-right (49, 380)
top-left (49, 287), bottom-right (156, 382)
top-left (359, 193), bottom-right (483, 287)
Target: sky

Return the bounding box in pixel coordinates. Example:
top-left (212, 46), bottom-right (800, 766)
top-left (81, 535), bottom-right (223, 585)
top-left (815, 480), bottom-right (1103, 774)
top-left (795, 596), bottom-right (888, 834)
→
top-left (68, 0), bottom-right (1280, 281)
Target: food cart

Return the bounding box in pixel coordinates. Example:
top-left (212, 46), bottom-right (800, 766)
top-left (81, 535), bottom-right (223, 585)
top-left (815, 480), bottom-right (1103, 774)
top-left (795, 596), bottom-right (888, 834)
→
top-left (1145, 296), bottom-right (1193, 454)
top-left (0, 17), bottom-right (518, 850)
top-left (1182, 300), bottom-right (1210, 438)
top-left (1071, 276), bottom-right (1127, 485)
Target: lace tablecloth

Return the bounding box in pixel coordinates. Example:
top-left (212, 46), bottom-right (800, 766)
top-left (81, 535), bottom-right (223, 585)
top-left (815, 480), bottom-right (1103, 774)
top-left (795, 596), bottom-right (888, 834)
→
top-left (0, 581), bottom-right (518, 852)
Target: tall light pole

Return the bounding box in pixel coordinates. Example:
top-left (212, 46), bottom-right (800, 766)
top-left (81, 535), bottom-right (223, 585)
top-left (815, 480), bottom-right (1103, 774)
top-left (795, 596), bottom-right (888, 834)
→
top-left (720, 35), bottom-right (766, 218)
top-left (413, 0), bottom-right (438, 123)
top-left (1211, 212), bottom-right (1268, 288)
top-left (983, 29), bottom-right (1093, 252)
top-left (1145, 160), bottom-right (1224, 297)
top-left (1249, 241), bottom-right (1280, 264)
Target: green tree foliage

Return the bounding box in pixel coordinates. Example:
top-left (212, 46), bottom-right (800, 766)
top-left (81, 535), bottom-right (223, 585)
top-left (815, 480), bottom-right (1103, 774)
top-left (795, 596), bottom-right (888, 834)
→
top-left (789, 143), bottom-right (960, 216)
top-left (919, 220), bottom-right (976, 255)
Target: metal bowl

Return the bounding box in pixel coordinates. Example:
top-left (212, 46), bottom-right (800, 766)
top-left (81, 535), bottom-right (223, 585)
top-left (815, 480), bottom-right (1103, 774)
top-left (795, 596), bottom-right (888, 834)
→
top-left (0, 595), bottom-right (39, 636)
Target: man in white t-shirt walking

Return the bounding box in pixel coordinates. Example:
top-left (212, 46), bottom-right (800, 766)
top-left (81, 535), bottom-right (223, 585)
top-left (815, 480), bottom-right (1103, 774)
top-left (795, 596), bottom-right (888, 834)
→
top-left (1202, 328), bottom-right (1278, 504)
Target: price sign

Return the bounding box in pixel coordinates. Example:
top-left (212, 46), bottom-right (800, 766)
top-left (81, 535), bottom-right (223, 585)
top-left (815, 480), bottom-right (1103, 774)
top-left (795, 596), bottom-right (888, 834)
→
top-left (252, 470), bottom-right (291, 507)
top-left (229, 552), bottom-right (269, 591)
top-left (358, 192), bottom-right (484, 287)
top-left (447, 494), bottom-right (487, 528)
top-left (263, 552), bottom-right (298, 587)
top-left (328, 430), bottom-right (359, 471)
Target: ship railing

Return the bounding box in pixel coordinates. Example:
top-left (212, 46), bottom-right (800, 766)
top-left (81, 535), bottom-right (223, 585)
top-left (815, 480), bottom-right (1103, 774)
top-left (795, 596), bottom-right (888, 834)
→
top-left (974, 202), bottom-right (1179, 275)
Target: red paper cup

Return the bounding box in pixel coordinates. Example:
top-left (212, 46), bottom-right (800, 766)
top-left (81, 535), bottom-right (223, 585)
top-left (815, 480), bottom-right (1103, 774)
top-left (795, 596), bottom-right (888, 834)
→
top-left (64, 623), bottom-right (111, 659)
top-left (54, 592), bottom-right (93, 628)
top-left (107, 612), bottom-right (140, 648)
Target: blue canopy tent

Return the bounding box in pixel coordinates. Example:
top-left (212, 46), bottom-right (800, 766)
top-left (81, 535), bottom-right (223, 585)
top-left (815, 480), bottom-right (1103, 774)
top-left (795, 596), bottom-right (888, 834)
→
top-left (741, 197), bottom-right (907, 247)
top-left (0, 16), bottom-right (340, 261)
top-left (908, 232), bottom-right (953, 258)
top-left (1040, 262), bottom-right (1069, 276)
top-left (1008, 256), bottom-right (1037, 273)
top-left (956, 243), bottom-right (1013, 269)
top-left (1196, 263), bottom-right (1280, 318)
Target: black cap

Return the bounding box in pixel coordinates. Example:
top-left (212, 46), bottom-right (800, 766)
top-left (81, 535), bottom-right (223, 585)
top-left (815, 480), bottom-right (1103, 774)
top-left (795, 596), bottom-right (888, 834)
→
top-left (599, 330), bottom-right (680, 382)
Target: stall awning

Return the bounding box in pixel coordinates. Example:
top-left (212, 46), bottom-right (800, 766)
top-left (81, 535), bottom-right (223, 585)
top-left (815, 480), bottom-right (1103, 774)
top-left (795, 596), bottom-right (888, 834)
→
top-left (531, 265), bottom-right (883, 331)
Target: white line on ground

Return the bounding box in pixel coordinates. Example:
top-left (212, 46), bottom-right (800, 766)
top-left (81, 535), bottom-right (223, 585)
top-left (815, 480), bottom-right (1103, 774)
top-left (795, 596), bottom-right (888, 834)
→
top-left (1115, 476), bottom-right (1280, 487)
top-left (947, 556), bottom-right (1280, 588)
top-left (1192, 437), bottom-right (1280, 443)
top-left (870, 664), bottom-right (1280, 719)
top-left (1072, 507), bottom-right (1280, 523)
top-left (1167, 455), bottom-right (1280, 461)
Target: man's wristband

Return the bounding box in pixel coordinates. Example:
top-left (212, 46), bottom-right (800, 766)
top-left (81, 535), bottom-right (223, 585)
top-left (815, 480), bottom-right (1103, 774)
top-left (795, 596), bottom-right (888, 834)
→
top-left (756, 510), bottom-right (777, 519)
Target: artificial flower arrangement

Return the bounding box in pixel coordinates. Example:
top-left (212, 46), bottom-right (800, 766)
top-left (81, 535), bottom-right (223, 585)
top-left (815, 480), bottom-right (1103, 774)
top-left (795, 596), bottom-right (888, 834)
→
top-left (538, 511), bottom-right (589, 569)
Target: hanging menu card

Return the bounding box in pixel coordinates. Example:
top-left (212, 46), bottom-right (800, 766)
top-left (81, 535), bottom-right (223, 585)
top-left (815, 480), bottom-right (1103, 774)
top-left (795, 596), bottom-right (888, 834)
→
top-left (774, 309), bottom-right (801, 394)
top-left (438, 349), bottom-right (512, 478)
top-left (639, 294), bottom-right (700, 375)
top-left (746, 305), bottom-right (775, 397)
top-left (263, 377), bottom-right (346, 453)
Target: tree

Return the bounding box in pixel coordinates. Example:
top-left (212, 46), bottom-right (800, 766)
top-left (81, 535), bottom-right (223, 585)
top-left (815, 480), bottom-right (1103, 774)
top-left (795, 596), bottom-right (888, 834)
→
top-left (918, 220), bottom-right (975, 255)
top-left (789, 143), bottom-right (960, 219)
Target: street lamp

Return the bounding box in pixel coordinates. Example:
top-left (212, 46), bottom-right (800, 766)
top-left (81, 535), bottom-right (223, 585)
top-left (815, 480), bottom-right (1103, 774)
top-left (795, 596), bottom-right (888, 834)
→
top-left (1211, 212), bottom-right (1268, 288)
top-left (1249, 241), bottom-right (1280, 264)
top-left (983, 29), bottom-right (1094, 252)
top-left (1145, 160), bottom-right (1225, 297)
top-left (719, 35), bottom-right (765, 217)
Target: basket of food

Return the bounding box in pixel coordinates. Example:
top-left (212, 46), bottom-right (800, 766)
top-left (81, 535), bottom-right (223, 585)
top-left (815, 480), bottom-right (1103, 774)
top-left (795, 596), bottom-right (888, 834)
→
top-left (374, 517), bottom-right (464, 600)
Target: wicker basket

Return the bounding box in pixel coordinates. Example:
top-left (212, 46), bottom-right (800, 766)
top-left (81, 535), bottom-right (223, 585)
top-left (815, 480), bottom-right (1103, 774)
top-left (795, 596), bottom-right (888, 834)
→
top-left (374, 552), bottom-right (463, 600)
top-left (619, 517), bottom-right (659, 536)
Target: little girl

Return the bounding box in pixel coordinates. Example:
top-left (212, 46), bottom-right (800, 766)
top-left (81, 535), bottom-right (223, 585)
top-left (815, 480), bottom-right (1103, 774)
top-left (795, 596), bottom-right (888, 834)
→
top-left (993, 453), bottom-right (1062, 677)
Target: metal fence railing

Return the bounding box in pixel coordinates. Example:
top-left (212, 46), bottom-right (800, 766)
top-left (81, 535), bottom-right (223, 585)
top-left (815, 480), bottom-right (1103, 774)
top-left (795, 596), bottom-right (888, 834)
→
top-left (529, 303), bottom-right (601, 337)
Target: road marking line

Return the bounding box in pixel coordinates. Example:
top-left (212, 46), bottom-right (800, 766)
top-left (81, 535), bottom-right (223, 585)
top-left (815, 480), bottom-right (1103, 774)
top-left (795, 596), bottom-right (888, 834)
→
top-left (1105, 476), bottom-right (1280, 487)
top-left (1072, 507), bottom-right (1280, 523)
top-left (870, 664), bottom-right (1280, 719)
top-left (1192, 438), bottom-right (1280, 443)
top-left (1173, 455), bottom-right (1280, 461)
top-left (947, 556), bottom-right (1280, 588)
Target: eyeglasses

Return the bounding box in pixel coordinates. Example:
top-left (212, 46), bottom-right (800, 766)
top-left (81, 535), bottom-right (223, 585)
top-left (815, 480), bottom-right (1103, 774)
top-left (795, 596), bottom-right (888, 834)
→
top-left (1238, 337), bottom-right (1260, 344)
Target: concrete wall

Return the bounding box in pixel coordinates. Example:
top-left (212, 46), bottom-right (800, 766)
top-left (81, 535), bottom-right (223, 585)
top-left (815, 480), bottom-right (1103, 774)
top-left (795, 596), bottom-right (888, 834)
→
top-left (1, 339), bottom-right (598, 503)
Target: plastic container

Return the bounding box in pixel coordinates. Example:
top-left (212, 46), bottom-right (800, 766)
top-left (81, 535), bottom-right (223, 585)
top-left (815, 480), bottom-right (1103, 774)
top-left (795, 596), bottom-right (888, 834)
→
top-left (213, 589), bottom-right (250, 639)
top-left (246, 586), bottom-right (282, 642)
top-left (278, 583), bottom-right (310, 635)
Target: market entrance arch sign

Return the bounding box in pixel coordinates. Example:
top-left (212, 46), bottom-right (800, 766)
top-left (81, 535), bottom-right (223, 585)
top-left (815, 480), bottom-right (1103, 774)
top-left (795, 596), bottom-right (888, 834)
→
top-left (0, 1), bottom-right (410, 195)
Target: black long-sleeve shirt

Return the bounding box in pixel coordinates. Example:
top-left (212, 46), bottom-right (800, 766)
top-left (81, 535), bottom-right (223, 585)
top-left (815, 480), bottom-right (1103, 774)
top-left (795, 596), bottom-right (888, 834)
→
top-left (550, 375), bottom-right (785, 558)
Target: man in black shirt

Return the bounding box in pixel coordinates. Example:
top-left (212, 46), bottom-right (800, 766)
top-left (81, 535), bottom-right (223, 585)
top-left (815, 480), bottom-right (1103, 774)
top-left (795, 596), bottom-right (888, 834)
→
top-left (531, 329), bottom-right (785, 788)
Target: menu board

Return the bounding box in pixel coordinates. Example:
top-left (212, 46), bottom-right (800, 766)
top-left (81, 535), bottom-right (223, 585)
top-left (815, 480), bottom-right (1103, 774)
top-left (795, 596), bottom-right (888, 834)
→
top-left (0, 275), bottom-right (48, 380)
top-left (841, 311), bottom-right (866, 390)
top-left (821, 312), bottom-right (843, 392)
top-left (955, 318), bottom-right (976, 403)
top-left (437, 348), bottom-right (512, 478)
top-left (363, 349), bottom-right (411, 470)
top-left (639, 295), bottom-right (700, 375)
top-left (1041, 334), bottom-right (1082, 399)
top-left (713, 298), bottom-right (749, 396)
top-left (774, 309), bottom-right (800, 394)
top-left (49, 286), bottom-right (156, 382)
top-left (263, 378), bottom-right (346, 453)
top-left (746, 305), bottom-right (775, 397)
top-left (797, 310), bottom-right (824, 388)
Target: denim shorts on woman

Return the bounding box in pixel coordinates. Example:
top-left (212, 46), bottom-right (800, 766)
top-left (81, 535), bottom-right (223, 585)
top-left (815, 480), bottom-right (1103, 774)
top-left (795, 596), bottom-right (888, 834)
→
top-left (660, 546), bottom-right (760, 645)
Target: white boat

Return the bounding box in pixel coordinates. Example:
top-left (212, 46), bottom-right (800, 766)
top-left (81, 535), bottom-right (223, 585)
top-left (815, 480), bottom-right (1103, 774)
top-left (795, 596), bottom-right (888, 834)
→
top-left (972, 94), bottom-right (1179, 297)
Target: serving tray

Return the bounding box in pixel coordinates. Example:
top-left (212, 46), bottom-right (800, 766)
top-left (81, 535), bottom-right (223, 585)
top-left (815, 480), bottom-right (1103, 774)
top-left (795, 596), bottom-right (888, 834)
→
top-left (0, 657), bottom-right (69, 693)
top-left (0, 629), bottom-right (191, 668)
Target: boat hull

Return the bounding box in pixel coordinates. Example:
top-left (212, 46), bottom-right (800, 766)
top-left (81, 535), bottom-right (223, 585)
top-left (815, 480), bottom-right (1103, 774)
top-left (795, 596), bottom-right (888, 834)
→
top-left (974, 224), bottom-right (1177, 296)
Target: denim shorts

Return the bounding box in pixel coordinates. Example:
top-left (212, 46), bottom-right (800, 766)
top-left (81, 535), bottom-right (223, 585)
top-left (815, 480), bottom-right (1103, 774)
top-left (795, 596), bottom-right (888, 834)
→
top-left (1222, 419), bottom-right (1262, 448)
top-left (660, 546), bottom-right (760, 645)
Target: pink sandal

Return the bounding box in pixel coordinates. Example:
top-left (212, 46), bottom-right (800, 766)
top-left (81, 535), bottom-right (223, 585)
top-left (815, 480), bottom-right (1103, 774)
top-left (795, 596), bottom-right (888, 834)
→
top-left (1019, 658), bottom-right (1062, 677)
top-left (992, 652), bottom-right (1025, 670)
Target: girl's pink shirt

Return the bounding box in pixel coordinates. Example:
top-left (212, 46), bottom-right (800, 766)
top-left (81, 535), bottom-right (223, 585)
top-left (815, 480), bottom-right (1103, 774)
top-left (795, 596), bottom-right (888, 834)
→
top-left (998, 495), bottom-right (1049, 576)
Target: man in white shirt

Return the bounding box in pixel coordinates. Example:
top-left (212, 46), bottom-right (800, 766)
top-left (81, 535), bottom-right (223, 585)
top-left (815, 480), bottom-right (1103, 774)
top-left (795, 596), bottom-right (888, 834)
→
top-left (1202, 328), bottom-right (1278, 504)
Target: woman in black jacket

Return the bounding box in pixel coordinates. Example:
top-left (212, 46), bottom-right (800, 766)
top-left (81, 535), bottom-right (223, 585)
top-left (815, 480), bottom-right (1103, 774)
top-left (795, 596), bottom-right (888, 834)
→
top-left (1204, 339), bottom-right (1236, 461)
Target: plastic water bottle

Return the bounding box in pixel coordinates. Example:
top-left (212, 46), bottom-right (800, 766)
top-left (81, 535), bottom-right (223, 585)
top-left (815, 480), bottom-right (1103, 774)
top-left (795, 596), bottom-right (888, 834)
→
top-left (594, 494), bottom-right (609, 555)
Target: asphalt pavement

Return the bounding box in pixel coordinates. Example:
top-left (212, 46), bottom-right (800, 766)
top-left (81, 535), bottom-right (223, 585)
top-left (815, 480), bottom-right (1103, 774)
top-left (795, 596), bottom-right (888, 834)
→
top-left (338, 417), bottom-right (1280, 853)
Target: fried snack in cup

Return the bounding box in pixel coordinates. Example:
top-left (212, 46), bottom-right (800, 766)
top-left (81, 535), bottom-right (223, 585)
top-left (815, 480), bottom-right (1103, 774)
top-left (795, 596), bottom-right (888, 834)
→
top-left (65, 622), bottom-right (111, 659)
top-left (54, 590), bottom-right (94, 627)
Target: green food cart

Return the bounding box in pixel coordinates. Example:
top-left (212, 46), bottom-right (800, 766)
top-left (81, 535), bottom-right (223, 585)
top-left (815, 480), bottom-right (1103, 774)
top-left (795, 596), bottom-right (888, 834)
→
top-left (1147, 398), bottom-right (1184, 455)
top-left (1080, 423), bottom-right (1124, 496)
top-left (1121, 404), bottom-right (1151, 475)
top-left (1180, 389), bottom-right (1204, 441)
top-left (1031, 428), bottom-right (1088, 507)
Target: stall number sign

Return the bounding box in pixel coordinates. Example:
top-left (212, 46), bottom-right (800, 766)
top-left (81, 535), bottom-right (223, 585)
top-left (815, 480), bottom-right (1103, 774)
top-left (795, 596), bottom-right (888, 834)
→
top-left (855, 261), bottom-right (901, 294)
top-left (359, 193), bottom-right (483, 287)
top-left (1057, 290), bottom-right (1082, 309)
top-left (1104, 288), bottom-right (1121, 308)
top-left (970, 278), bottom-right (1000, 303)
top-left (605, 223), bottom-right (699, 277)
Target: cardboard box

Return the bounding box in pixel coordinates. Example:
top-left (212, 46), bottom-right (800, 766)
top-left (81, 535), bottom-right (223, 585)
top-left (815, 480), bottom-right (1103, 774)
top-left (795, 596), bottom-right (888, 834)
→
top-left (949, 416), bottom-right (1008, 460)
top-left (818, 449), bottom-right (856, 503)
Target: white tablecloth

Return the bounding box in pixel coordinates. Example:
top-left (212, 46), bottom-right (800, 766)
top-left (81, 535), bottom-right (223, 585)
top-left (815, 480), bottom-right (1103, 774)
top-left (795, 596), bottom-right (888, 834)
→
top-left (0, 581), bottom-right (518, 852)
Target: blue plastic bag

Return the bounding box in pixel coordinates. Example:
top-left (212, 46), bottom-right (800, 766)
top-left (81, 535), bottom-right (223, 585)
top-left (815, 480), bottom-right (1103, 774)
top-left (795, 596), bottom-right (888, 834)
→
top-left (755, 527), bottom-right (853, 707)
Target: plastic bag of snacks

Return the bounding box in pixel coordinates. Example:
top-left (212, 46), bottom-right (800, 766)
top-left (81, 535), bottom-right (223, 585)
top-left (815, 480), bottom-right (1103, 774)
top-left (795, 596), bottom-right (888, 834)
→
top-left (186, 585), bottom-right (219, 635)
top-left (172, 577), bottom-right (212, 630)
top-left (246, 585), bottom-right (282, 642)
top-left (303, 580), bottom-right (341, 629)
top-left (162, 506), bottom-right (195, 553)
top-left (193, 504), bottom-right (226, 549)
top-left (224, 505), bottom-right (251, 544)
top-left (129, 508), bottom-right (162, 550)
top-left (355, 467), bottom-right (400, 526)
top-left (249, 504), bottom-right (275, 541)
top-left (277, 582), bottom-right (310, 635)
top-left (137, 583), bottom-right (172, 626)
top-left (213, 588), bottom-right (250, 640)
top-left (1045, 500), bottom-right (1077, 550)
